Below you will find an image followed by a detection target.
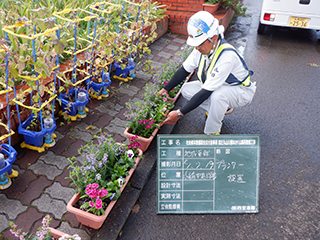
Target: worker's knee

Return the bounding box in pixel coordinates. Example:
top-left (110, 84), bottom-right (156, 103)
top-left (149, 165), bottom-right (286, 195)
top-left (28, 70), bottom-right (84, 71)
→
top-left (210, 90), bottom-right (228, 103)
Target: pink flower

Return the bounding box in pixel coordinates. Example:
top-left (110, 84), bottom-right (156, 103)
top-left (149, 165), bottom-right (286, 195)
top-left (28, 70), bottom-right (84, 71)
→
top-left (138, 120), bottom-right (144, 123)
top-left (9, 229), bottom-right (19, 238)
top-left (96, 203), bottom-right (102, 210)
top-left (164, 81), bottom-right (168, 85)
top-left (91, 183), bottom-right (99, 189)
top-left (149, 121), bottom-right (153, 125)
top-left (145, 125), bottom-right (151, 129)
top-left (98, 188), bottom-right (108, 198)
top-left (86, 189), bottom-right (98, 199)
top-left (86, 183), bottom-right (99, 192)
top-left (89, 201), bottom-right (95, 207)
top-left (95, 197), bottom-right (103, 209)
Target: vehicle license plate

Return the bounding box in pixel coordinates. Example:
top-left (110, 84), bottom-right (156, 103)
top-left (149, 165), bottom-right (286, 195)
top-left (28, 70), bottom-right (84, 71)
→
top-left (288, 17), bottom-right (309, 28)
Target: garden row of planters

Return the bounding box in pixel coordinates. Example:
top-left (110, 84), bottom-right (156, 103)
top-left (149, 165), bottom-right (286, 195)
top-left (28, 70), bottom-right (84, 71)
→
top-left (7, 42), bottom-right (194, 240)
top-left (0, 0), bottom-right (167, 197)
top-left (0, 2), bottom-right (194, 236)
top-left (0, 1), bottom-right (173, 238)
top-left (64, 45), bottom-right (193, 229)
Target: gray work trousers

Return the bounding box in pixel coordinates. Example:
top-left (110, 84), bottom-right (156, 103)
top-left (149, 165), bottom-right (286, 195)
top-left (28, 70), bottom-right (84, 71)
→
top-left (181, 81), bottom-right (256, 134)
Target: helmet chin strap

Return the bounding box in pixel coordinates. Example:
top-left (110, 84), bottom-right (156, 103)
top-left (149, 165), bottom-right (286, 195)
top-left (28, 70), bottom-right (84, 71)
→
top-left (206, 36), bottom-right (220, 56)
top-left (207, 38), bottom-right (214, 44)
top-left (207, 37), bottom-right (216, 53)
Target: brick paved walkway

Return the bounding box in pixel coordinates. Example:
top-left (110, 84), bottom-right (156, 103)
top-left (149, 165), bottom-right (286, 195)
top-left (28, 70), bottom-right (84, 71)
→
top-left (0, 33), bottom-right (188, 240)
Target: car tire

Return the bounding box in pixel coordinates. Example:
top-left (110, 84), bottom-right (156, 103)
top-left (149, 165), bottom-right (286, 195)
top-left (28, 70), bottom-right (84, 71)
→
top-left (258, 22), bottom-right (266, 35)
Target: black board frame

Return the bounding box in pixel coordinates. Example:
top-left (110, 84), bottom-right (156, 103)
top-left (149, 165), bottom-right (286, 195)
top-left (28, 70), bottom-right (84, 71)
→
top-left (157, 134), bottom-right (260, 214)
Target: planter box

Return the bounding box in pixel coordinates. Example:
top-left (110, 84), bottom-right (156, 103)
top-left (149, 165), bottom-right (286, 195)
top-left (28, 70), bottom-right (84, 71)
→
top-left (124, 127), bottom-right (159, 152)
top-left (67, 148), bottom-right (143, 229)
top-left (203, 3), bottom-right (221, 14)
top-left (49, 227), bottom-right (71, 239)
top-left (169, 70), bottom-right (194, 104)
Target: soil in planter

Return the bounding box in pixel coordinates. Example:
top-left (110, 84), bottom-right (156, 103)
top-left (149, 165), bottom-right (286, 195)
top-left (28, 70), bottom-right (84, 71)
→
top-left (25, 118), bottom-right (42, 132)
top-left (61, 88), bottom-right (86, 103)
top-left (63, 93), bottom-right (76, 103)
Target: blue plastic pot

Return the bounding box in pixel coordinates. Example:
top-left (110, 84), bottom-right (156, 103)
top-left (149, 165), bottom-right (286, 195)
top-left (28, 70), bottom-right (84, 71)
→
top-left (86, 72), bottom-right (111, 96)
top-left (58, 89), bottom-right (89, 116)
top-left (114, 61), bottom-right (135, 79)
top-left (18, 114), bottom-right (56, 147)
top-left (0, 143), bottom-right (17, 175)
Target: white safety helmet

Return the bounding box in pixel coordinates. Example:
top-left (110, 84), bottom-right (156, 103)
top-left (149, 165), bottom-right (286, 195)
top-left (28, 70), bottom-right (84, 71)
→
top-left (186, 11), bottom-right (224, 47)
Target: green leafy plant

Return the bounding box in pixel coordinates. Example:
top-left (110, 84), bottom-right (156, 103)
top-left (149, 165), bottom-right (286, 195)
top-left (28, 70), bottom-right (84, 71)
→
top-left (9, 214), bottom-right (81, 239)
top-left (67, 133), bottom-right (141, 212)
top-left (151, 45), bottom-right (192, 99)
top-left (110, 1), bottom-right (165, 69)
top-left (123, 45), bottom-right (192, 138)
top-left (205, 0), bottom-right (221, 5)
top-left (221, 0), bottom-right (246, 17)
top-left (124, 82), bottom-right (174, 138)
top-left (204, 0), bottom-right (246, 17)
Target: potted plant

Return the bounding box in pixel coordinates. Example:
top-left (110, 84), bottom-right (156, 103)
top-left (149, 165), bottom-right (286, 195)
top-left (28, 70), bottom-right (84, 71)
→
top-left (203, 0), bottom-right (222, 14)
top-left (124, 82), bottom-right (174, 152)
top-left (17, 83), bottom-right (57, 152)
top-left (1, 8), bottom-right (64, 152)
top-left (111, 1), bottom-right (160, 82)
top-left (15, 79), bottom-right (58, 152)
top-left (0, 142), bottom-right (18, 181)
top-left (0, 142), bottom-right (18, 190)
top-left (18, 112), bottom-right (57, 152)
top-left (220, 0), bottom-right (247, 17)
top-left (9, 215), bottom-right (81, 240)
top-left (66, 133), bottom-right (143, 229)
top-left (151, 46), bottom-right (193, 104)
top-left (79, 59), bottom-right (112, 100)
top-left (203, 0), bottom-right (247, 17)
top-left (57, 66), bottom-right (90, 121)
top-left (49, 228), bottom-right (80, 240)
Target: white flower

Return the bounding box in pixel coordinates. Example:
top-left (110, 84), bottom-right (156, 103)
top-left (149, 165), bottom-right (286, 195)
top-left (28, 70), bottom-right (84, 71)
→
top-left (118, 177), bottom-right (124, 187)
top-left (58, 234), bottom-right (81, 240)
top-left (95, 173), bottom-right (101, 180)
top-left (126, 149), bottom-right (134, 159)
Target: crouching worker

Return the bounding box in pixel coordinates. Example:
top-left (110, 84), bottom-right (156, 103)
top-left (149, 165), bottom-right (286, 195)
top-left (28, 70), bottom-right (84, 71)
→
top-left (158, 11), bottom-right (256, 135)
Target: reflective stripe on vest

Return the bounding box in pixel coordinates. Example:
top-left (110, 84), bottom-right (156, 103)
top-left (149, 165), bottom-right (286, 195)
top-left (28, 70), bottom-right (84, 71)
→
top-left (197, 39), bottom-right (254, 87)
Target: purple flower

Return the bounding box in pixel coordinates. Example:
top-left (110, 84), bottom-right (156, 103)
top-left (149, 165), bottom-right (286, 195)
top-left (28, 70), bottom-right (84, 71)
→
top-left (110, 192), bottom-right (116, 200)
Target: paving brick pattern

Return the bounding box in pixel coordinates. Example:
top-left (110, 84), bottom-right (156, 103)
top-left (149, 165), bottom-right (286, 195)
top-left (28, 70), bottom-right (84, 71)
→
top-left (0, 33), bottom-right (188, 240)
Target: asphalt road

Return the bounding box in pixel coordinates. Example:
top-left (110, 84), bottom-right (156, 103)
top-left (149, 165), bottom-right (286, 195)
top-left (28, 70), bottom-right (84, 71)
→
top-left (117, 0), bottom-right (320, 239)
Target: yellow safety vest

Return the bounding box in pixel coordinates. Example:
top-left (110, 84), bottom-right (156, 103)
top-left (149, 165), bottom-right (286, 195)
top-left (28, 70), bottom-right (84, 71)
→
top-left (197, 39), bottom-right (253, 87)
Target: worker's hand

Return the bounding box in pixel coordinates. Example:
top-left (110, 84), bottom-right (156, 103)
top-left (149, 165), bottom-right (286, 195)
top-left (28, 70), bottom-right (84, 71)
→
top-left (160, 110), bottom-right (179, 126)
top-left (158, 88), bottom-right (174, 104)
top-left (158, 88), bottom-right (168, 97)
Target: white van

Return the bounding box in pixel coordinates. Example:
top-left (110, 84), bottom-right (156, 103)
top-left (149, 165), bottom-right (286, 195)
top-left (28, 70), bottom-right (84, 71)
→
top-left (258, 0), bottom-right (320, 34)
